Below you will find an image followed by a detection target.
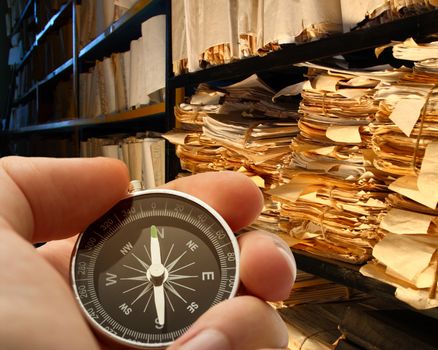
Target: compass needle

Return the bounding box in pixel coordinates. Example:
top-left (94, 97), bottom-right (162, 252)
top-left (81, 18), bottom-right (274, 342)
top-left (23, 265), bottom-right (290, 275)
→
top-left (71, 189), bottom-right (239, 348)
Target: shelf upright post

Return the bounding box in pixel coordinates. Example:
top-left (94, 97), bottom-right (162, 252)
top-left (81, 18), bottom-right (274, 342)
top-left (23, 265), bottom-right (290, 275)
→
top-left (164, 0), bottom-right (178, 181)
top-left (72, 0), bottom-right (80, 156)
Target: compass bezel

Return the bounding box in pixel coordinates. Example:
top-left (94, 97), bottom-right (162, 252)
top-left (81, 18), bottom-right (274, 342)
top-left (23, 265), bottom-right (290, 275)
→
top-left (70, 188), bottom-right (240, 349)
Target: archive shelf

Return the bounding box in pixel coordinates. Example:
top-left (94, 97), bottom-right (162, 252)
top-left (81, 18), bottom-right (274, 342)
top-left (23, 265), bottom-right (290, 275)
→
top-left (169, 9), bottom-right (438, 88)
top-left (9, 103), bottom-right (165, 134)
top-left (78, 0), bottom-right (164, 64)
top-left (166, 8), bottom-right (438, 312)
top-left (11, 0), bottom-right (34, 36)
top-left (15, 0), bottom-right (72, 74)
top-left (6, 2), bottom-right (438, 313)
top-left (8, 0), bottom-right (168, 135)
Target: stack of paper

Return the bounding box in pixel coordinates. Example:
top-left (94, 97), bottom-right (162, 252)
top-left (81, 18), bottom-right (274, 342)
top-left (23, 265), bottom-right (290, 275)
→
top-left (81, 133), bottom-right (165, 189)
top-left (166, 75), bottom-right (299, 179)
top-left (276, 270), bottom-right (352, 308)
top-left (360, 52), bottom-right (438, 309)
top-left (172, 0), bottom-right (343, 74)
top-left (164, 129), bottom-right (241, 173)
top-left (341, 0), bottom-right (437, 32)
top-left (272, 63), bottom-right (406, 263)
top-left (203, 112), bottom-right (299, 168)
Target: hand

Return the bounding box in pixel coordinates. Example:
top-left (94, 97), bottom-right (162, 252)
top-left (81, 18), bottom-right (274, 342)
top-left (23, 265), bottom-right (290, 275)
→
top-left (0, 157), bottom-right (296, 350)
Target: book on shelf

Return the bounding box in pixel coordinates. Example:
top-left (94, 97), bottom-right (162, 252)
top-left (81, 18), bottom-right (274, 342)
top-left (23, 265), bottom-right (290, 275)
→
top-left (81, 134), bottom-right (165, 189)
top-left (78, 14), bottom-right (165, 118)
top-left (78, 0), bottom-right (138, 48)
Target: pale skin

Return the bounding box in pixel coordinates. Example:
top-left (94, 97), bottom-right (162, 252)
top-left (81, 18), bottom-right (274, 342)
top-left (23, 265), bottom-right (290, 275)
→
top-left (0, 157), bottom-right (296, 350)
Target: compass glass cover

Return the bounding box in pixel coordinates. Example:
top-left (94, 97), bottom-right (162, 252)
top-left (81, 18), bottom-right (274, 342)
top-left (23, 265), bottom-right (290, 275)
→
top-left (71, 190), bottom-right (239, 348)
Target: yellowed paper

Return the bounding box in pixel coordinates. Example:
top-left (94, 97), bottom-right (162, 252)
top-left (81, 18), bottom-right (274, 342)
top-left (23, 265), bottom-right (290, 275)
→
top-left (379, 208), bottom-right (433, 234)
top-left (373, 233), bottom-right (437, 282)
top-left (395, 287), bottom-right (438, 310)
top-left (312, 74), bottom-right (342, 92)
top-left (267, 183), bottom-right (310, 203)
top-left (418, 142), bottom-right (438, 200)
top-left (389, 97), bottom-right (426, 137)
top-left (141, 15), bottom-right (166, 96)
top-left (326, 125), bottom-right (362, 143)
top-left (389, 175), bottom-right (438, 209)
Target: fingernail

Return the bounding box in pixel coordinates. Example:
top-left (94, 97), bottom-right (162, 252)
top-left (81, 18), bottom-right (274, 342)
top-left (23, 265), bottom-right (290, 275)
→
top-left (276, 244), bottom-right (297, 281)
top-left (178, 329), bottom-right (231, 350)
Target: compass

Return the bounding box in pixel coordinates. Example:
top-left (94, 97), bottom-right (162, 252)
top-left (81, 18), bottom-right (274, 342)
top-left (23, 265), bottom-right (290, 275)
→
top-left (70, 188), bottom-right (240, 349)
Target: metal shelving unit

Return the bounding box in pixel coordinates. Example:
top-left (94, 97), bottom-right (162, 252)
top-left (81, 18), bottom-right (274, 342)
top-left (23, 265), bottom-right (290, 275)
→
top-left (166, 8), bottom-right (438, 310)
top-left (169, 9), bottom-right (438, 88)
top-left (5, 3), bottom-right (438, 310)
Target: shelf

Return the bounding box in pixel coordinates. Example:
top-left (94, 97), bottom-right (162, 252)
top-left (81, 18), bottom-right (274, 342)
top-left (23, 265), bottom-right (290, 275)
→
top-left (35, 0), bottom-right (72, 43)
top-left (293, 249), bottom-right (438, 318)
top-left (12, 83), bottom-right (37, 106)
top-left (39, 58), bottom-right (73, 86)
top-left (169, 9), bottom-right (438, 88)
top-left (17, 0), bottom-right (72, 71)
top-left (11, 0), bottom-right (34, 36)
top-left (79, 0), bottom-right (164, 64)
top-left (12, 58), bottom-right (73, 106)
top-left (291, 250), bottom-right (395, 299)
top-left (10, 103), bottom-right (165, 133)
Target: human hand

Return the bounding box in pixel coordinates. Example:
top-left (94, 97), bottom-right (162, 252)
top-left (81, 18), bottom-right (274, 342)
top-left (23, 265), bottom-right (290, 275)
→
top-left (0, 157), bottom-right (296, 350)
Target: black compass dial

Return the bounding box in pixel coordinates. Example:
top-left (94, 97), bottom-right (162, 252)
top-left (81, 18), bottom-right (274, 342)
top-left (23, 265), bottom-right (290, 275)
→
top-left (71, 189), bottom-right (239, 349)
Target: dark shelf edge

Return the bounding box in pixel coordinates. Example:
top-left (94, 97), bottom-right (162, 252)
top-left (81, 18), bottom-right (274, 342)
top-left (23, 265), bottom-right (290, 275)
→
top-left (12, 83), bottom-right (37, 106)
top-left (36, 0), bottom-right (72, 43)
top-left (169, 9), bottom-right (438, 87)
top-left (78, 0), bottom-right (163, 62)
top-left (8, 103), bottom-right (165, 134)
top-left (291, 249), bottom-right (396, 299)
top-left (16, 0), bottom-right (72, 71)
top-left (11, 0), bottom-right (34, 35)
top-left (39, 58), bottom-right (73, 86)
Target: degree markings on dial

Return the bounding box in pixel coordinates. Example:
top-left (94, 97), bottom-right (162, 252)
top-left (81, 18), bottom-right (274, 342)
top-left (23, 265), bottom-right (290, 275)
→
top-left (82, 299), bottom-right (96, 306)
top-left (113, 213), bottom-right (122, 225)
top-left (92, 230), bottom-right (104, 239)
top-left (79, 253), bottom-right (93, 259)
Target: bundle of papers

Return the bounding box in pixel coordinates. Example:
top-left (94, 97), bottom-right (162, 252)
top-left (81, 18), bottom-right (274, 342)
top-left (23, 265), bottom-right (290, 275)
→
top-left (393, 38), bottom-right (438, 62)
top-left (371, 63), bottom-right (438, 177)
top-left (81, 134), bottom-right (165, 189)
top-left (360, 49), bottom-right (438, 310)
top-left (272, 170), bottom-right (387, 263)
top-left (172, 0), bottom-right (342, 74)
top-left (341, 0), bottom-right (438, 32)
top-left (163, 129), bottom-right (242, 173)
top-left (274, 270), bottom-right (352, 308)
top-left (274, 63), bottom-right (402, 263)
top-left (167, 75), bottom-right (300, 182)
